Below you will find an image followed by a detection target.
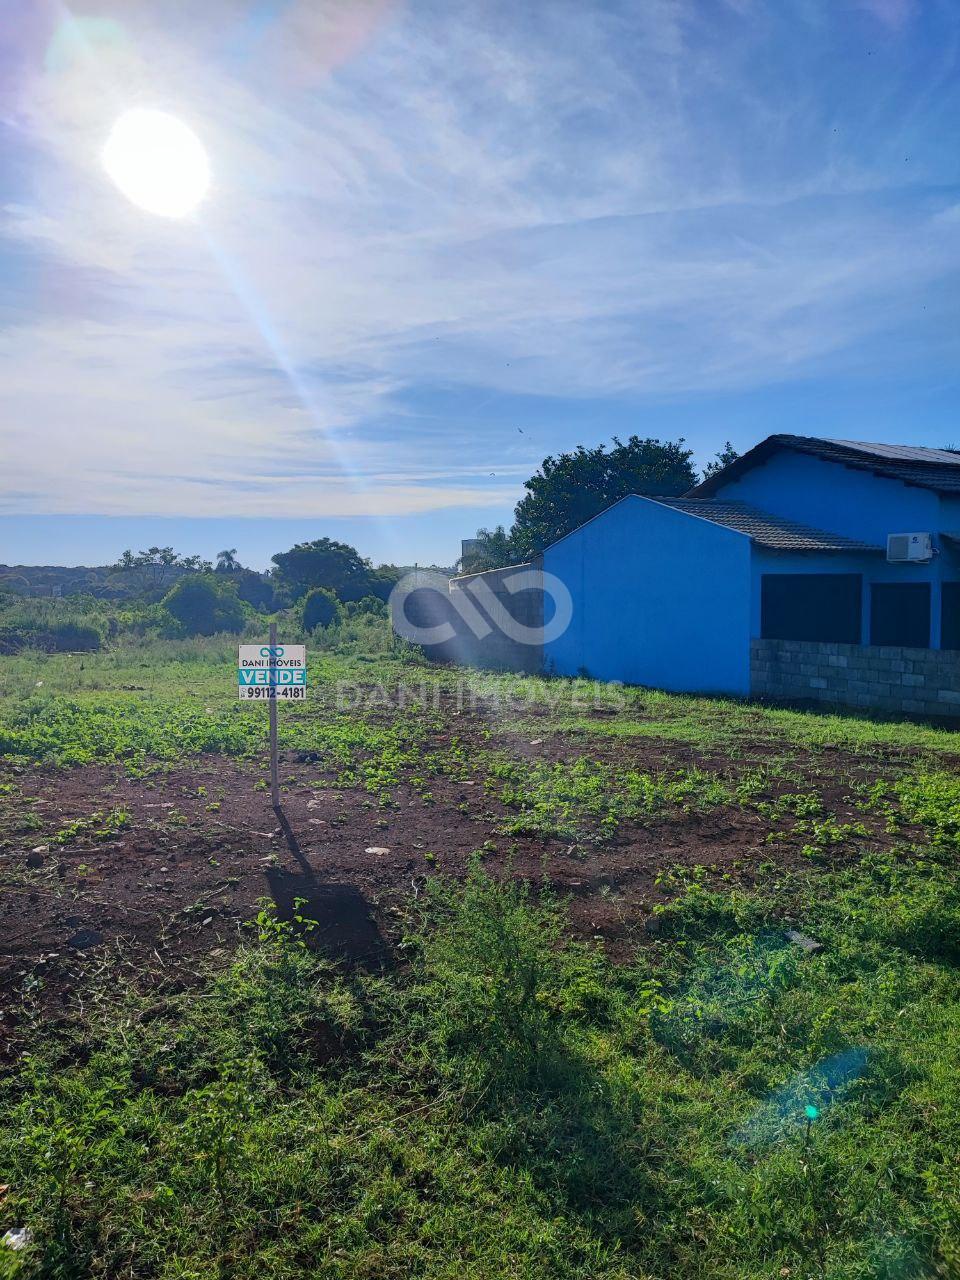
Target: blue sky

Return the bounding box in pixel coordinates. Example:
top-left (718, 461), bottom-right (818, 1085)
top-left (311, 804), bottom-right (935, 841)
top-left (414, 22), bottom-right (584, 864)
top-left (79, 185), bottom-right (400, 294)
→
top-left (1, 0), bottom-right (958, 570)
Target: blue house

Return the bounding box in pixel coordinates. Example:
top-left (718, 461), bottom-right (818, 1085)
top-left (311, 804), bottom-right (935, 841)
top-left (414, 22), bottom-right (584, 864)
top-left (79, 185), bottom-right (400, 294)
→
top-left (438, 436), bottom-right (960, 717)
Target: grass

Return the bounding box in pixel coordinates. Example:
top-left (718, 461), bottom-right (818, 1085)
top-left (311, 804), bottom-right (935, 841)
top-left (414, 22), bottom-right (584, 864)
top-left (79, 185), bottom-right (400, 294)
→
top-left (2, 866), bottom-right (960, 1279)
top-left (4, 634), bottom-right (960, 1277)
top-left (489, 756), bottom-right (731, 840)
top-left (499, 680), bottom-right (960, 759)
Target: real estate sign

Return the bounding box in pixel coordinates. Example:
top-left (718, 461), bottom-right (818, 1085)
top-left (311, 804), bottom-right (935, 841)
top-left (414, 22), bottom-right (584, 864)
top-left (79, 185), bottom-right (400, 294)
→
top-left (238, 644), bottom-right (307, 701)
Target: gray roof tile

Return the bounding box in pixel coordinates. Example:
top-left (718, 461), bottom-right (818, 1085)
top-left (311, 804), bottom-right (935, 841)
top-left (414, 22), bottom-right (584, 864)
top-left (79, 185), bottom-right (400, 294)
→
top-left (651, 497), bottom-right (883, 552)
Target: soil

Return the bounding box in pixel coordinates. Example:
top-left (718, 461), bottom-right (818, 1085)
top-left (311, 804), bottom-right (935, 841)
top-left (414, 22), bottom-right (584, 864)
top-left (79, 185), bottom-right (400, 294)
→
top-left (0, 715), bottom-right (916, 1061)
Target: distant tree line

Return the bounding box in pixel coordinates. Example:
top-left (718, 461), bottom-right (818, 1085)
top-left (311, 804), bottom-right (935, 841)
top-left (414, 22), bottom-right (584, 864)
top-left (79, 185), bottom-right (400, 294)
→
top-left (3, 434), bottom-right (743, 641)
top-left (100, 538), bottom-right (407, 638)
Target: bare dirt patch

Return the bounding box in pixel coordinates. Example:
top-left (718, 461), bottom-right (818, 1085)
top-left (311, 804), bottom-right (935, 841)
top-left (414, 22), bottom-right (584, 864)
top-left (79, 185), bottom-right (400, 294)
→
top-left (0, 712), bottom-right (917, 1059)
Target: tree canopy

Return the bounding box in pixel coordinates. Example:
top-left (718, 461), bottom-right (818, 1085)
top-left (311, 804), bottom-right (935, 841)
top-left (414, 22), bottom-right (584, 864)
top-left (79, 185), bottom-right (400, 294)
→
top-left (301, 587), bottom-right (342, 632)
top-left (271, 538), bottom-right (399, 603)
top-left (113, 547), bottom-right (213, 594)
top-left (465, 436), bottom-right (741, 569)
top-left (510, 436), bottom-right (698, 559)
top-left (162, 575), bottom-right (246, 636)
top-left (215, 549), bottom-right (240, 573)
top-left (702, 441), bottom-right (740, 480)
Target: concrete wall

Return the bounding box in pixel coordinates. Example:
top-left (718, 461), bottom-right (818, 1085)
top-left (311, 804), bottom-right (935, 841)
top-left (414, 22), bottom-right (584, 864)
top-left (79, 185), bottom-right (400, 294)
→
top-left (543, 495), bottom-right (753, 694)
top-left (448, 564), bottom-right (544, 672)
top-left (395, 564), bottom-right (544, 673)
top-left (752, 638), bottom-right (960, 717)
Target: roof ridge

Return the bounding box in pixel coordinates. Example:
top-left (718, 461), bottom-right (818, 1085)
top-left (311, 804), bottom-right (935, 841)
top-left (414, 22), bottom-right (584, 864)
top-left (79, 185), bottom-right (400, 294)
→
top-left (688, 433), bottom-right (960, 498)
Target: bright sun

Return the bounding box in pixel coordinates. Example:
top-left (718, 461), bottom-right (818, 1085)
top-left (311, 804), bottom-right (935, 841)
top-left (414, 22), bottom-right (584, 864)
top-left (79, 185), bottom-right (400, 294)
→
top-left (102, 109), bottom-right (210, 219)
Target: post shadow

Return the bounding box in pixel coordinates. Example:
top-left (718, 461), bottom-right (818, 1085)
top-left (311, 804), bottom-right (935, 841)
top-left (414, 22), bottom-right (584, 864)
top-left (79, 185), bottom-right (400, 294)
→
top-left (265, 802), bottom-right (391, 970)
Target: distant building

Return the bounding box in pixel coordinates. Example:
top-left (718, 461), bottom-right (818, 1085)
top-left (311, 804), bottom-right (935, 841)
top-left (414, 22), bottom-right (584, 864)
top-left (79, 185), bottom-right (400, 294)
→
top-left (460, 538), bottom-right (482, 571)
top-left (413, 436), bottom-right (960, 717)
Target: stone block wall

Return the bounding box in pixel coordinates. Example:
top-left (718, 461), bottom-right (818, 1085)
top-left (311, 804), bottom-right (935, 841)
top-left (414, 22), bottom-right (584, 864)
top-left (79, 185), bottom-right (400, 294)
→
top-left (752, 638), bottom-right (960, 717)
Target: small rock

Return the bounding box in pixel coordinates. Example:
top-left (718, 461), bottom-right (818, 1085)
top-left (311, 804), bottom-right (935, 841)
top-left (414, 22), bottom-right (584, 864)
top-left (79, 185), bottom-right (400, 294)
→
top-left (785, 929), bottom-right (823, 954)
top-left (2, 1226), bottom-right (31, 1251)
top-left (529, 738), bottom-right (543, 746)
top-left (365, 846), bottom-right (390, 855)
top-left (67, 928), bottom-right (103, 950)
top-left (201, 917), bottom-right (213, 927)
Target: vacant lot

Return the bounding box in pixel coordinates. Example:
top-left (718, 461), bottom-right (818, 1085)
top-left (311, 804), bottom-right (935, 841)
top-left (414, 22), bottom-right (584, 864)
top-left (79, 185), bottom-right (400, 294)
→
top-left (2, 636), bottom-right (960, 1278)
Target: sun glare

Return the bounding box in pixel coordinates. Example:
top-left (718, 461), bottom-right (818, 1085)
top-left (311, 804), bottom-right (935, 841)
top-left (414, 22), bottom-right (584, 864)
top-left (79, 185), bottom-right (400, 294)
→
top-left (102, 108), bottom-right (210, 219)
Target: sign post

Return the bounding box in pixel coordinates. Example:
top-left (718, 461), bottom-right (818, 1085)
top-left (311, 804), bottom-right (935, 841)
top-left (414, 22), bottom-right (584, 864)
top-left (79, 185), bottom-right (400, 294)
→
top-left (268, 622), bottom-right (280, 809)
top-left (238, 630), bottom-right (307, 812)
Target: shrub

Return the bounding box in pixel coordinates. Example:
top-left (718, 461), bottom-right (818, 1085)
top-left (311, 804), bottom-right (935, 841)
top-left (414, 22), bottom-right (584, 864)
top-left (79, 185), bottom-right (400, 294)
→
top-left (48, 620), bottom-right (102, 652)
top-left (162, 575), bottom-right (246, 637)
top-left (234, 569), bottom-right (275, 611)
top-left (413, 870), bottom-right (571, 1090)
top-left (301, 587), bottom-right (342, 632)
top-left (344, 595), bottom-right (387, 619)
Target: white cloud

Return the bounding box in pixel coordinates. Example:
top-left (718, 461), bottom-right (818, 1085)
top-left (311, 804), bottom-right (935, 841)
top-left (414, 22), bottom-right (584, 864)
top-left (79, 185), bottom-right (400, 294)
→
top-left (0, 0), bottom-right (958, 516)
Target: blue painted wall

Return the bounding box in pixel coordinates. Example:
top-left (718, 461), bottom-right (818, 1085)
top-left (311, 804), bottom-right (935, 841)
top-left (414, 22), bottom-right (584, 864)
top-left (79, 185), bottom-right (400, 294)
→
top-left (713, 447), bottom-right (960, 649)
top-left (752, 550), bottom-right (933, 647)
top-left (543, 496), bottom-right (753, 694)
top-left (539, 452), bottom-right (960, 697)
top-left (711, 449), bottom-right (941, 546)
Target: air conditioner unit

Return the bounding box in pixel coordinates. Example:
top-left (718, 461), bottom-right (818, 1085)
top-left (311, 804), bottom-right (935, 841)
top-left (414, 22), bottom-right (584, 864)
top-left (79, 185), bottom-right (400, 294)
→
top-left (887, 532), bottom-right (933, 563)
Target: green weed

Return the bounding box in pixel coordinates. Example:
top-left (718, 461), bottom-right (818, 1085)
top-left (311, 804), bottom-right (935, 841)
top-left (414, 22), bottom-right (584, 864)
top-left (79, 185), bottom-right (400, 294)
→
top-left (52, 807), bottom-right (131, 845)
top-left (489, 756), bottom-right (731, 840)
top-left (2, 868), bottom-right (960, 1277)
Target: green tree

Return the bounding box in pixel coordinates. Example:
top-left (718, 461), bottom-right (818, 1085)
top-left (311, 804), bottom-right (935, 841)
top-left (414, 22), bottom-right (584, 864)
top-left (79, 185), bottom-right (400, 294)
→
top-left (234, 568), bottom-right (275, 610)
top-left (702, 441), bottom-right (740, 480)
top-left (215, 549), bottom-right (240, 573)
top-left (271, 538), bottom-right (375, 603)
top-left (460, 526), bottom-right (517, 573)
top-left (510, 436), bottom-right (698, 558)
top-left (113, 547), bottom-right (213, 595)
top-left (367, 564), bottom-right (403, 602)
top-left (162, 575), bottom-right (246, 637)
top-left (301, 587), bottom-right (342, 632)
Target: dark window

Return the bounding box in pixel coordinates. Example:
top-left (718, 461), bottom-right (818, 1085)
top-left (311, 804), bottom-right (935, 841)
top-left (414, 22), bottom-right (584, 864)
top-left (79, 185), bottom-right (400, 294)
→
top-left (942, 583), bottom-right (960, 650)
top-left (870, 583), bottom-right (931, 648)
top-left (761, 574), bottom-right (862, 643)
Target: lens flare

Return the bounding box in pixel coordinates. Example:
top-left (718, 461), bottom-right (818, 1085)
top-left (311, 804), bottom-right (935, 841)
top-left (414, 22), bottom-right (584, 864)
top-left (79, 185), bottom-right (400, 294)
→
top-left (102, 109), bottom-right (210, 219)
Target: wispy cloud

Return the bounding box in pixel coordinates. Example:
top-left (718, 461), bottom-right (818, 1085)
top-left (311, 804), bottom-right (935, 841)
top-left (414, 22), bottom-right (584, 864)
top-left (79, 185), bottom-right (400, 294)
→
top-left (1, 0), bottom-right (958, 517)
top-left (856, 0), bottom-right (917, 30)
